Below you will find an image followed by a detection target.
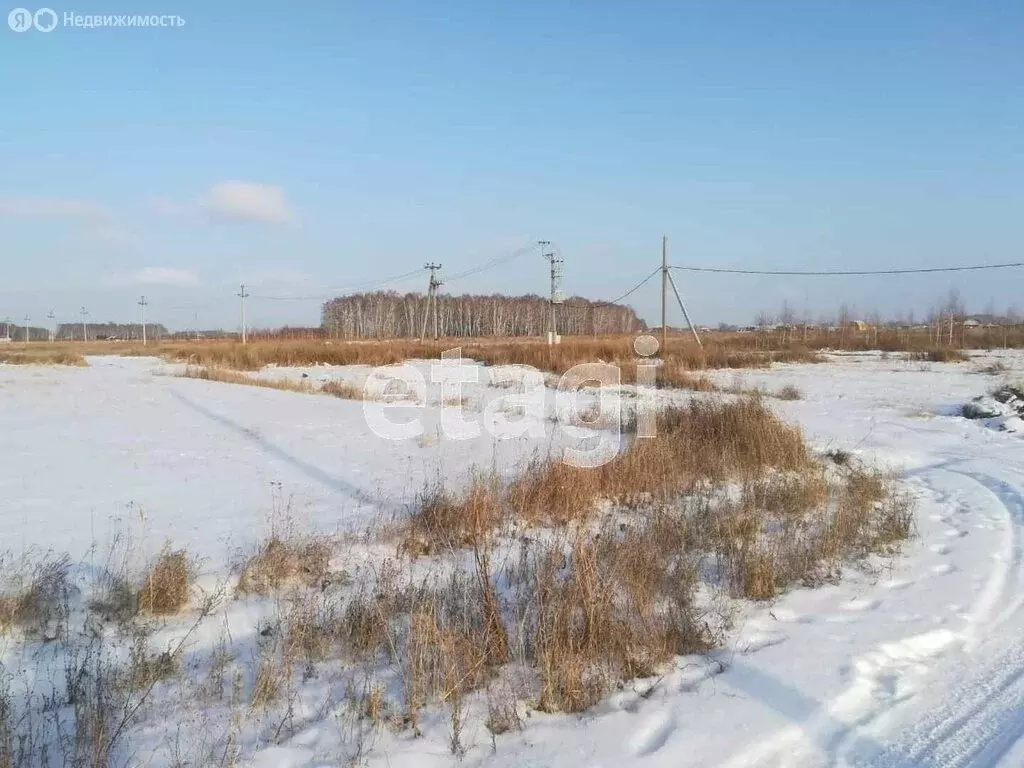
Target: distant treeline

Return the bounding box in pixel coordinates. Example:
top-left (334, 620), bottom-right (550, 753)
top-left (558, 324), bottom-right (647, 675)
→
top-left (321, 291), bottom-right (644, 339)
top-left (55, 322), bottom-right (169, 341)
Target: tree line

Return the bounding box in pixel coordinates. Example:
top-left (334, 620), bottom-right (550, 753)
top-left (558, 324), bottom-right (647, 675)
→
top-left (55, 322), bottom-right (169, 341)
top-left (321, 291), bottom-right (644, 339)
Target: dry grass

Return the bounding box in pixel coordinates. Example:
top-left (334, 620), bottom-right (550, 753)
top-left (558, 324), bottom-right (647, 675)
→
top-left (179, 366), bottom-right (395, 403)
top-left (138, 548), bottom-right (191, 616)
top-left (908, 348), bottom-right (971, 363)
top-left (147, 336), bottom-right (825, 379)
top-left (0, 347), bottom-right (87, 366)
top-left (124, 628), bottom-right (179, 690)
top-left (0, 552), bottom-right (70, 638)
top-left (321, 379), bottom-right (367, 400)
top-left (979, 361), bottom-right (1009, 375)
top-left (401, 481), bottom-right (505, 556)
top-left (179, 365), bottom-right (315, 393)
top-left (369, 395), bottom-right (914, 718)
top-left (525, 519), bottom-right (713, 712)
top-left (776, 385), bottom-right (803, 400)
top-left (236, 535), bottom-right (333, 596)
top-left (500, 398), bottom-right (810, 525)
top-left (160, 340), bottom-right (444, 371)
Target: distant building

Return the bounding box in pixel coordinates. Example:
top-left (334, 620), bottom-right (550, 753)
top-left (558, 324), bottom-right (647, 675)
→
top-left (963, 319), bottom-right (981, 328)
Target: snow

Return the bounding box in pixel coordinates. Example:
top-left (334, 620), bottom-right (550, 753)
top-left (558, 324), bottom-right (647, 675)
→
top-left (0, 356), bottom-right (596, 565)
top-left (4, 349), bottom-right (1024, 766)
top-left (960, 384), bottom-right (1024, 436)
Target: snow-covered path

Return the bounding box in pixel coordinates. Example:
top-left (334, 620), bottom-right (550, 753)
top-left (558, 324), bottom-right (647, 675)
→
top-left (710, 354), bottom-right (1024, 768)
top-left (721, 454), bottom-right (1024, 767)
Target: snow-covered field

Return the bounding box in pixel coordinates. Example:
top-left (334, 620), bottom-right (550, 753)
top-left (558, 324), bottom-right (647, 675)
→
top-left (3, 350), bottom-right (1024, 767)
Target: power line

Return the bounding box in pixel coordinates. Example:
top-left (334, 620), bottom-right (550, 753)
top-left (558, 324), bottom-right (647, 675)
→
top-left (444, 243), bottom-right (539, 284)
top-left (249, 243), bottom-right (539, 300)
top-left (589, 267), bottom-right (662, 308)
top-left (669, 261), bottom-right (1024, 276)
top-left (249, 267), bottom-right (425, 301)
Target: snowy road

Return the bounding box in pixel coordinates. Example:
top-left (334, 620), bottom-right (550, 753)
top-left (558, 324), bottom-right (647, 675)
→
top-left (714, 354), bottom-right (1024, 768)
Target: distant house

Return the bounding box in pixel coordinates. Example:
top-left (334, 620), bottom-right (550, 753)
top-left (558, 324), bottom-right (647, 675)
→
top-left (846, 320), bottom-right (870, 332)
top-left (963, 319), bottom-right (981, 328)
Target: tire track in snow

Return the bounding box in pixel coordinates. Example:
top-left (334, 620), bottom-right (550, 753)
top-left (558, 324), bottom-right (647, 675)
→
top-left (837, 469), bottom-right (1024, 767)
top-left (723, 466), bottom-right (1024, 768)
top-left (953, 470), bottom-right (1024, 650)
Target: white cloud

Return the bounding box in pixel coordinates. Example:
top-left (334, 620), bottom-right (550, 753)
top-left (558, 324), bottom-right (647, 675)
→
top-left (0, 196), bottom-right (110, 222)
top-left (201, 181), bottom-right (294, 225)
top-left (125, 267), bottom-right (200, 286)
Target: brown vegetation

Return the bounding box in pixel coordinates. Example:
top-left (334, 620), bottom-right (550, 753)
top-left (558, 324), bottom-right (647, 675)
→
top-left (0, 552), bottom-right (70, 638)
top-left (908, 348), bottom-right (971, 363)
top-left (138, 548), bottom-right (191, 615)
top-left (236, 535), bottom-right (333, 595)
top-left (0, 347), bottom-right (87, 366)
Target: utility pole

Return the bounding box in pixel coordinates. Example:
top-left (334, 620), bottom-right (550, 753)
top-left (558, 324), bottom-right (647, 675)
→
top-left (540, 241), bottom-right (563, 345)
top-left (79, 307), bottom-right (89, 342)
top-left (238, 284), bottom-right (249, 344)
top-left (23, 315), bottom-right (30, 343)
top-left (419, 264), bottom-right (443, 341)
top-left (138, 295), bottom-right (148, 346)
top-left (47, 310), bottom-right (55, 342)
top-left (661, 235), bottom-right (668, 354)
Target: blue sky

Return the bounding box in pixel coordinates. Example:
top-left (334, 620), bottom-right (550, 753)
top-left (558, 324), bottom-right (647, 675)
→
top-left (2, 1), bottom-right (1023, 330)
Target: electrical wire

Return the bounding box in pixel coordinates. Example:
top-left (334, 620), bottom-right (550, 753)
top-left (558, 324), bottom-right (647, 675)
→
top-left (669, 261), bottom-right (1024, 276)
top-left (249, 242), bottom-right (541, 299)
top-left (443, 243), bottom-right (540, 283)
top-left (588, 267), bottom-right (662, 308)
top-left (249, 267), bottom-right (424, 301)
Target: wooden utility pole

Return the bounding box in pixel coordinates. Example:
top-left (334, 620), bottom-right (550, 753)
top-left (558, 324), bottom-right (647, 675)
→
top-left (661, 235), bottom-right (668, 354)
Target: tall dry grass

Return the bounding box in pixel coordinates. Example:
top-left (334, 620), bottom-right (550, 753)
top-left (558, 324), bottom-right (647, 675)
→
top-left (0, 347), bottom-right (87, 366)
top-left (375, 395), bottom-right (913, 721)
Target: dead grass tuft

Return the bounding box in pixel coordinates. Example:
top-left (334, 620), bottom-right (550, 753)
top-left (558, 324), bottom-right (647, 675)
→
top-left (138, 548), bottom-right (191, 616)
top-left (402, 481), bottom-right (505, 556)
top-left (237, 535), bottom-right (333, 596)
top-left (524, 516), bottom-right (714, 712)
top-left (909, 348), bottom-right (970, 363)
top-left (776, 384), bottom-right (803, 400)
top-left (321, 379), bottom-right (367, 400)
top-left (0, 552), bottom-right (70, 639)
